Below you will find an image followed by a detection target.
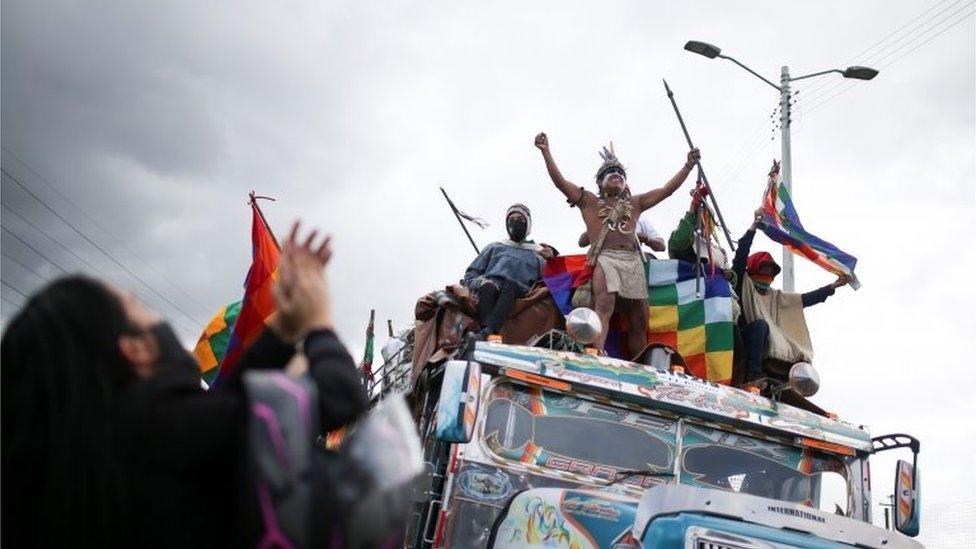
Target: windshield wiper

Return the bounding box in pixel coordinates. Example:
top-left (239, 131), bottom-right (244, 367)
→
top-left (606, 469), bottom-right (676, 486)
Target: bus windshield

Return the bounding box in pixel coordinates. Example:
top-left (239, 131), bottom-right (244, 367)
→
top-left (680, 424), bottom-right (852, 516)
top-left (481, 381), bottom-right (676, 486)
top-left (478, 382), bottom-right (852, 515)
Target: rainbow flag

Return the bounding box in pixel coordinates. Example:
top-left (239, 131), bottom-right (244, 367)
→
top-left (210, 200), bottom-right (280, 387)
top-left (193, 300), bottom-right (242, 385)
top-left (760, 162), bottom-right (860, 289)
top-left (541, 255), bottom-right (593, 314)
top-left (541, 256), bottom-right (734, 383)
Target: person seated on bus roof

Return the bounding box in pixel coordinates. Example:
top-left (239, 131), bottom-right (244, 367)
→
top-left (733, 209), bottom-right (850, 391)
top-left (461, 204), bottom-right (548, 338)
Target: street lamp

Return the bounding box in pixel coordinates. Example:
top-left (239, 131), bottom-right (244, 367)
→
top-left (683, 40), bottom-right (877, 292)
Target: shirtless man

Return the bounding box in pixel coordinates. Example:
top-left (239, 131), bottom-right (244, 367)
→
top-left (535, 132), bottom-right (700, 357)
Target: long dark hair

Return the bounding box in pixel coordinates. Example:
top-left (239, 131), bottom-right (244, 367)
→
top-left (2, 276), bottom-right (136, 547)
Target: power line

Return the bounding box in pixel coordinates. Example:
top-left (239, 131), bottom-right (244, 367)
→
top-left (801, 6), bottom-right (973, 114)
top-left (875, 7), bottom-right (975, 68)
top-left (800, 1), bottom-right (974, 107)
top-left (0, 223), bottom-right (200, 335)
top-left (804, 8), bottom-right (974, 115)
top-left (806, 0), bottom-right (963, 102)
top-left (717, 116), bottom-right (779, 195)
top-left (1, 168), bottom-right (203, 330)
top-left (805, 0), bottom-right (962, 96)
top-left (713, 115), bottom-right (769, 187)
top-left (868, 1), bottom-right (974, 67)
top-left (844, 0), bottom-right (960, 63)
top-left (1, 251), bottom-right (49, 282)
top-left (1, 226), bottom-right (69, 274)
top-left (2, 205), bottom-right (110, 278)
top-left (1, 147), bottom-right (212, 315)
top-left (1, 280), bottom-right (29, 300)
top-left (2, 295), bottom-right (21, 310)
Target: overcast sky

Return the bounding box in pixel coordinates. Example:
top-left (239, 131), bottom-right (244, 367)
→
top-left (2, 0), bottom-right (973, 538)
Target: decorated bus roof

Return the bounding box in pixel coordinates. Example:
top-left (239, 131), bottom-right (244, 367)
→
top-left (472, 342), bottom-right (873, 453)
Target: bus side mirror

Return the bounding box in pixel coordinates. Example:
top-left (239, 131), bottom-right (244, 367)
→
top-left (871, 434), bottom-right (921, 538)
top-left (434, 360), bottom-right (482, 443)
top-left (894, 459), bottom-right (921, 537)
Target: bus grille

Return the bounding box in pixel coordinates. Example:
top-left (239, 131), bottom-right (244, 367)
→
top-left (686, 526), bottom-right (775, 549)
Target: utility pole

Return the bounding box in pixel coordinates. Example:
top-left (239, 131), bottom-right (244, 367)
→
top-left (779, 66), bottom-right (795, 291)
top-left (683, 40), bottom-right (878, 292)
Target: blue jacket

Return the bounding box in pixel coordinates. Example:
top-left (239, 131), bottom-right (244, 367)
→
top-left (462, 241), bottom-right (544, 294)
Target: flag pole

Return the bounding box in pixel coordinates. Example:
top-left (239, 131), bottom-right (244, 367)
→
top-left (249, 191), bottom-right (280, 251)
top-left (440, 186), bottom-right (480, 255)
top-left (663, 80), bottom-right (736, 251)
top-left (694, 196), bottom-right (704, 298)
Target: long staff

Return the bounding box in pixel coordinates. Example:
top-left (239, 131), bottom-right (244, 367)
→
top-left (439, 186), bottom-right (480, 255)
top-left (663, 79), bottom-right (736, 251)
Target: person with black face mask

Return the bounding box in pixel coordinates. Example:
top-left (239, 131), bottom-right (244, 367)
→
top-left (1, 222), bottom-right (367, 549)
top-left (461, 204), bottom-right (547, 338)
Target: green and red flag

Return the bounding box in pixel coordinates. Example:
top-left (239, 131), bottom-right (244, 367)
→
top-left (210, 195), bottom-right (280, 387)
top-left (193, 300), bottom-right (242, 385)
top-left (360, 309), bottom-right (375, 384)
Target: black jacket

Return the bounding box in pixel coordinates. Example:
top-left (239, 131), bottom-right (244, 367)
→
top-left (117, 329), bottom-right (368, 548)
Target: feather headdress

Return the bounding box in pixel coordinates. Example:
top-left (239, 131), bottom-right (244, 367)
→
top-left (595, 141), bottom-right (626, 182)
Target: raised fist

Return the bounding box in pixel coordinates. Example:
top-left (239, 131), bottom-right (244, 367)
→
top-left (534, 132), bottom-right (549, 152)
top-left (752, 208), bottom-right (764, 229)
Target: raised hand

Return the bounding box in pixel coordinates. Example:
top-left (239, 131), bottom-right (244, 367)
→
top-left (534, 132), bottom-right (549, 152)
top-left (752, 208), bottom-right (764, 229)
top-left (271, 221), bottom-right (334, 343)
top-left (830, 274), bottom-right (851, 289)
top-left (685, 148), bottom-right (701, 167)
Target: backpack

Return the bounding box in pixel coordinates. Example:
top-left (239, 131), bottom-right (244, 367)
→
top-left (244, 371), bottom-right (320, 548)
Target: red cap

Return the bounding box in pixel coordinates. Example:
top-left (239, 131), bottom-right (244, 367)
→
top-left (746, 252), bottom-right (781, 277)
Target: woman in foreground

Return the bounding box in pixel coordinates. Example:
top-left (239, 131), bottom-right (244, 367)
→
top-left (1, 222), bottom-right (367, 548)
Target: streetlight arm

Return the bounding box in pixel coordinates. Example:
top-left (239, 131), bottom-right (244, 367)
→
top-left (790, 68), bottom-right (843, 82)
top-left (717, 54), bottom-right (781, 91)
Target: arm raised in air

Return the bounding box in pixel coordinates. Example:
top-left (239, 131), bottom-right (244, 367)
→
top-left (636, 148), bottom-right (700, 211)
